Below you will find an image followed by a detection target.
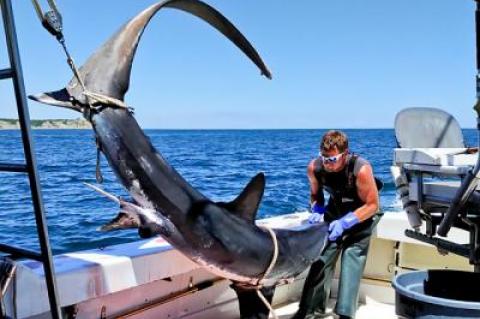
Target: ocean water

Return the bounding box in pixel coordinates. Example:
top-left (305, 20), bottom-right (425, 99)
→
top-left (0, 129), bottom-right (477, 254)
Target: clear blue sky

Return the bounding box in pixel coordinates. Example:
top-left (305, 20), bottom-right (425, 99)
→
top-left (0, 0), bottom-right (476, 129)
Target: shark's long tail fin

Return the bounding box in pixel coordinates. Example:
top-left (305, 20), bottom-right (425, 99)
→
top-left (29, 0), bottom-right (271, 108)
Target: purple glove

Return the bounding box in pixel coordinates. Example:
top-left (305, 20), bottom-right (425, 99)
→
top-left (308, 202), bottom-right (326, 224)
top-left (311, 202), bottom-right (326, 214)
top-left (328, 212), bottom-right (360, 241)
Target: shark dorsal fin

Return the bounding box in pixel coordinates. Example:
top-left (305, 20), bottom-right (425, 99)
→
top-left (219, 173), bottom-right (265, 223)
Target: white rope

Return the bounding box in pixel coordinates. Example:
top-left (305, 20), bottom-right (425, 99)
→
top-left (256, 225), bottom-right (279, 319)
top-left (82, 90), bottom-right (128, 109)
top-left (259, 226), bottom-right (279, 283)
top-left (256, 288), bottom-right (278, 319)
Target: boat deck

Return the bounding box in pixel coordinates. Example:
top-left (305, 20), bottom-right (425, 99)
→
top-left (274, 297), bottom-right (396, 319)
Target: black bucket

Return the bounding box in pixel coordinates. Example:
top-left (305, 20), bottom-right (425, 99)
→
top-left (392, 270), bottom-right (480, 319)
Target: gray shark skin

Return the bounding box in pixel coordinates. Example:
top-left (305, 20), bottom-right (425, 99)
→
top-left (30, 0), bottom-right (329, 286)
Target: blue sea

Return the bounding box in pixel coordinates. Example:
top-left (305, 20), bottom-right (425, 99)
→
top-left (0, 129), bottom-right (477, 255)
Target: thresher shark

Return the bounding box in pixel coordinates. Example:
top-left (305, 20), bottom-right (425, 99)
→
top-left (29, 0), bottom-right (329, 316)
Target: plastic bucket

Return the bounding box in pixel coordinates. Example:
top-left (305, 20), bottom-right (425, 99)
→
top-left (392, 270), bottom-right (480, 319)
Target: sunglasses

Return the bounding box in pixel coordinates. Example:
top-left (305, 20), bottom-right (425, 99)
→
top-left (319, 152), bottom-right (344, 164)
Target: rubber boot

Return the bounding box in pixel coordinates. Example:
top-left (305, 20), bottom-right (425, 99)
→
top-left (334, 215), bottom-right (381, 318)
top-left (293, 241), bottom-right (341, 318)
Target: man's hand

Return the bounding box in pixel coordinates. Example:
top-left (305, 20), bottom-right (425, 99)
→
top-left (308, 201), bottom-right (326, 224)
top-left (328, 212), bottom-right (360, 241)
top-left (308, 213), bottom-right (323, 224)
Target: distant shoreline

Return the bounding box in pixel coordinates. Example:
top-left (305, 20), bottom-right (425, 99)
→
top-left (0, 119), bottom-right (475, 130)
top-left (0, 118), bottom-right (91, 130)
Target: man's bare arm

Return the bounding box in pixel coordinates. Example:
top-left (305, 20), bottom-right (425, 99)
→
top-left (353, 164), bottom-right (379, 221)
top-left (307, 160), bottom-right (324, 206)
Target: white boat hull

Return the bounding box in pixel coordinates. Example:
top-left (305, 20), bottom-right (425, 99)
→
top-left (2, 212), bottom-right (473, 318)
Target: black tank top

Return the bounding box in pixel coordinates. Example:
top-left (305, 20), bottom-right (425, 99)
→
top-left (313, 154), bottom-right (368, 223)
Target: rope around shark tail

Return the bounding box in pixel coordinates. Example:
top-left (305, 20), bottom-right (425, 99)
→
top-left (256, 226), bottom-right (279, 319)
top-left (256, 291), bottom-right (277, 319)
top-left (230, 225), bottom-right (280, 319)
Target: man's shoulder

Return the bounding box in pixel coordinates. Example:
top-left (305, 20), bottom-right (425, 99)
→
top-left (308, 157), bottom-right (321, 167)
top-left (308, 158), bottom-right (322, 174)
top-left (351, 154), bottom-right (372, 176)
top-left (350, 154), bottom-right (369, 163)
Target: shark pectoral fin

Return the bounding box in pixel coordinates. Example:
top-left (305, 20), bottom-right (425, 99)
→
top-left (138, 223), bottom-right (162, 239)
top-left (99, 211), bottom-right (140, 231)
top-left (218, 172), bottom-right (265, 223)
top-left (137, 212), bottom-right (176, 239)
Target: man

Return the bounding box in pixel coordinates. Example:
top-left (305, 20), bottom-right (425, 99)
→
top-left (293, 130), bottom-right (381, 319)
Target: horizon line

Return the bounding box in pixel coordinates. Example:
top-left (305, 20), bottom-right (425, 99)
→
top-left (1, 127), bottom-right (478, 131)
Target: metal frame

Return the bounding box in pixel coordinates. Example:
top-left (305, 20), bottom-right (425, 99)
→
top-left (0, 0), bottom-right (62, 317)
top-left (404, 167), bottom-right (480, 272)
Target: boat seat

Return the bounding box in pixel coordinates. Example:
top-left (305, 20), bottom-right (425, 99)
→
top-left (393, 107), bottom-right (475, 173)
top-left (393, 107), bottom-right (480, 209)
top-left (394, 148), bottom-right (476, 167)
top-left (392, 108), bottom-right (480, 219)
top-left (409, 181), bottom-right (480, 205)
top-left (394, 107), bottom-right (465, 148)
top-left (393, 148), bottom-right (477, 176)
